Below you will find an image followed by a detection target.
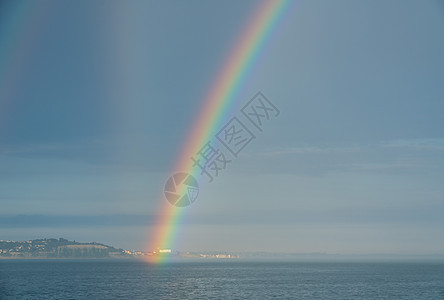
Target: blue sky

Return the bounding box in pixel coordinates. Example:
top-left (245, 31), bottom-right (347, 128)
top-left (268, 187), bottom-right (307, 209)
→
top-left (1, 0), bottom-right (443, 254)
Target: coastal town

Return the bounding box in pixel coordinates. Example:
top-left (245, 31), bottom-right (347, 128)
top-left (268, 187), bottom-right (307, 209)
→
top-left (0, 238), bottom-right (240, 260)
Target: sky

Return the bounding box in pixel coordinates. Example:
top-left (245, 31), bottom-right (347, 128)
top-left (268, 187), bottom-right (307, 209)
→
top-left (1, 0), bottom-right (443, 254)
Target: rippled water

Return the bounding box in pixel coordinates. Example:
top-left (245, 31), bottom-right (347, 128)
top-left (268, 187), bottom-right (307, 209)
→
top-left (0, 260), bottom-right (443, 299)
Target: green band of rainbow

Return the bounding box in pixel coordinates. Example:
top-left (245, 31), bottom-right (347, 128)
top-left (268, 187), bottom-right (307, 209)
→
top-left (147, 0), bottom-right (292, 263)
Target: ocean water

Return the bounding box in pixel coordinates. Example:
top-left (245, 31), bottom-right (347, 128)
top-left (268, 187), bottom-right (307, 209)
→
top-left (0, 260), bottom-right (443, 299)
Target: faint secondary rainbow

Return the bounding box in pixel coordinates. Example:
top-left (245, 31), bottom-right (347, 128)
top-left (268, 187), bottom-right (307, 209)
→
top-left (0, 2), bottom-right (48, 130)
top-left (147, 0), bottom-right (292, 262)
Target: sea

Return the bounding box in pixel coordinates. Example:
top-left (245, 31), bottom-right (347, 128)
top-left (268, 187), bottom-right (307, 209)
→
top-left (0, 260), bottom-right (443, 299)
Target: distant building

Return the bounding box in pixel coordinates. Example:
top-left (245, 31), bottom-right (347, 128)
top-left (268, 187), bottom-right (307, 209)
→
top-left (158, 249), bottom-right (171, 254)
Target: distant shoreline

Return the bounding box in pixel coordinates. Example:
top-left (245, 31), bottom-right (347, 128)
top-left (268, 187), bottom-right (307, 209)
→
top-left (2, 256), bottom-right (444, 263)
top-left (2, 239), bottom-right (443, 262)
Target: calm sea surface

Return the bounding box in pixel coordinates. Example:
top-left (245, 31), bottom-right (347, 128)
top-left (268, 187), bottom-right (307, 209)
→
top-left (0, 260), bottom-right (443, 299)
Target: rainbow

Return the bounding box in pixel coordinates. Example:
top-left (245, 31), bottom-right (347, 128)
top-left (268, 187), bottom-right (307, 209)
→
top-left (146, 0), bottom-right (292, 263)
top-left (0, 1), bottom-right (48, 128)
top-left (0, 1), bottom-right (292, 261)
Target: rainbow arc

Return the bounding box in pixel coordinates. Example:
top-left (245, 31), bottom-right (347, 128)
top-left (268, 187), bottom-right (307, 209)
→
top-left (147, 0), bottom-right (292, 263)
